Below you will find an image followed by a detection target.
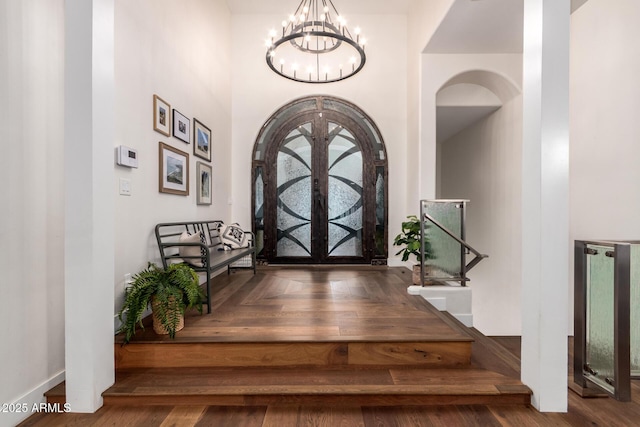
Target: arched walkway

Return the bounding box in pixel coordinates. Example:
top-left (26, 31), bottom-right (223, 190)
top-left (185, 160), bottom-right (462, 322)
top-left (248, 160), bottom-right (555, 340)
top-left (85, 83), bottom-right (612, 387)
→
top-left (433, 67), bottom-right (524, 337)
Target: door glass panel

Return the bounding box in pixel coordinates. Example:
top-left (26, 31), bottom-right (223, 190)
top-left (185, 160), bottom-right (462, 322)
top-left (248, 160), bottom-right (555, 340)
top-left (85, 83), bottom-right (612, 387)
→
top-left (323, 98), bottom-right (386, 160)
top-left (585, 243), bottom-right (615, 394)
top-left (375, 167), bottom-right (385, 256)
top-left (255, 99), bottom-right (317, 161)
top-left (253, 97), bottom-right (389, 264)
top-left (276, 123), bottom-right (312, 257)
top-left (254, 166), bottom-right (264, 256)
top-left (327, 122), bottom-right (363, 257)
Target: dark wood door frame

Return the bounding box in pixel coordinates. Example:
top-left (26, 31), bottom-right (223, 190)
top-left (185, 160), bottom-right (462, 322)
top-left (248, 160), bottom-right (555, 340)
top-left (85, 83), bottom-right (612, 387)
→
top-left (252, 96), bottom-right (388, 265)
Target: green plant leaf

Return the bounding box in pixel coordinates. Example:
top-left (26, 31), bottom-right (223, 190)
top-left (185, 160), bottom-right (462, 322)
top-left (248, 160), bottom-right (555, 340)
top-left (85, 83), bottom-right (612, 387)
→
top-left (392, 215), bottom-right (434, 263)
top-left (116, 262), bottom-right (204, 344)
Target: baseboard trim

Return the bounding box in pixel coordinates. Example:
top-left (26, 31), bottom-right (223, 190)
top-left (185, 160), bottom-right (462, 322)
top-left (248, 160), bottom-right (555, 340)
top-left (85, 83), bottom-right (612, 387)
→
top-left (3, 370), bottom-right (65, 426)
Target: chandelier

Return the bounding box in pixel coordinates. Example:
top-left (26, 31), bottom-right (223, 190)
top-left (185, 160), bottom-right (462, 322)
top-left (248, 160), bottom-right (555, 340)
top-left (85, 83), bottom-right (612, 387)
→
top-left (265, 0), bottom-right (367, 84)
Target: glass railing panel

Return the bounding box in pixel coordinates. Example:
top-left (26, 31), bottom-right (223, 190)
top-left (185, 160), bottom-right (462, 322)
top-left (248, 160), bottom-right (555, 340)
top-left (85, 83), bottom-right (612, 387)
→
top-left (585, 243), bottom-right (615, 394)
top-left (422, 201), bottom-right (463, 277)
top-left (631, 245), bottom-right (640, 376)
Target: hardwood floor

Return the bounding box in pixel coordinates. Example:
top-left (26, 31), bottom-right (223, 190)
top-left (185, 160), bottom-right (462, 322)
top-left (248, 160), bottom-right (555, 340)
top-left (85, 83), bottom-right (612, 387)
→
top-left (114, 266), bottom-right (475, 371)
top-left (116, 266), bottom-right (472, 343)
top-left (20, 392), bottom-right (640, 427)
top-left (19, 266), bottom-right (640, 426)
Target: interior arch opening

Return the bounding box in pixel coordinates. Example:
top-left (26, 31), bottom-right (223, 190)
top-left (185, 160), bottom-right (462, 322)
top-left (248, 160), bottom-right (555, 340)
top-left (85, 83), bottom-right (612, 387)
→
top-left (435, 69), bottom-right (523, 333)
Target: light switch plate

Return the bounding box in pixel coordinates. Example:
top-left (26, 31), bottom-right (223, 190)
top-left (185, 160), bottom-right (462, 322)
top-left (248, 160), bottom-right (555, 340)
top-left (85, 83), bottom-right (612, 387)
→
top-left (119, 178), bottom-right (131, 196)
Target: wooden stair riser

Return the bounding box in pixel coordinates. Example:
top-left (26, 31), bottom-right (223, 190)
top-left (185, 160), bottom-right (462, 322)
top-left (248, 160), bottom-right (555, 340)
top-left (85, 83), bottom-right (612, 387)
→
top-left (115, 341), bottom-right (471, 370)
top-left (101, 392), bottom-right (531, 407)
top-left (47, 368), bottom-right (532, 408)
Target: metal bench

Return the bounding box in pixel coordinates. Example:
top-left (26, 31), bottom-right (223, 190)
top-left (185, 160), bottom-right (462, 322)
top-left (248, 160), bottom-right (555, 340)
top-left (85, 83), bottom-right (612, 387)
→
top-left (155, 220), bottom-right (256, 313)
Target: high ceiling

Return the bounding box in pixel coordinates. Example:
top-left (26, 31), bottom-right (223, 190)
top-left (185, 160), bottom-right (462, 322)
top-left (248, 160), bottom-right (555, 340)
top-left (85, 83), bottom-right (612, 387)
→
top-left (229, 0), bottom-right (588, 54)
top-left (227, 0), bottom-right (414, 15)
top-left (425, 0), bottom-right (524, 54)
top-left (425, 0), bottom-right (589, 54)
top-left (229, 0), bottom-right (588, 142)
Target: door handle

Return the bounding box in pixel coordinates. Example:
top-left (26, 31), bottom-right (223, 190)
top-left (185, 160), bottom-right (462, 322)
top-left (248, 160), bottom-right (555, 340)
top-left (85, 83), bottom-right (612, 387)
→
top-left (314, 178), bottom-right (324, 210)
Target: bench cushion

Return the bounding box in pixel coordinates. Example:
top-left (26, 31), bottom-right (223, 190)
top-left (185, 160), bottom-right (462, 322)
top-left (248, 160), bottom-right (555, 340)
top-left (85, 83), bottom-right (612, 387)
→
top-left (178, 231), bottom-right (207, 267)
top-left (218, 223), bottom-right (250, 250)
top-left (156, 220), bottom-right (256, 314)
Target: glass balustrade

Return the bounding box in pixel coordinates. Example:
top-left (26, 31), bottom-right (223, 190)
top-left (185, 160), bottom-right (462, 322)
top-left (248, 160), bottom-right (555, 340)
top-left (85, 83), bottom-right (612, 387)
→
top-left (574, 240), bottom-right (638, 401)
top-left (419, 200), bottom-right (487, 286)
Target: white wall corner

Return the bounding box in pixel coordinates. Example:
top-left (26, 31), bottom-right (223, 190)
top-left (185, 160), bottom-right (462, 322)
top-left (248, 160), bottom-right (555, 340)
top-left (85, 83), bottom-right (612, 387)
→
top-left (418, 285), bottom-right (473, 326)
top-left (1, 371), bottom-right (65, 427)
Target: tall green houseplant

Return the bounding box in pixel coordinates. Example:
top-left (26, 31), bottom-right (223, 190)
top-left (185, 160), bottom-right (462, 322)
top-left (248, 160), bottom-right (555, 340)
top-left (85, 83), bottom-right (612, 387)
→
top-left (117, 263), bottom-right (204, 343)
top-left (393, 215), bottom-right (433, 262)
top-left (393, 215), bottom-right (434, 285)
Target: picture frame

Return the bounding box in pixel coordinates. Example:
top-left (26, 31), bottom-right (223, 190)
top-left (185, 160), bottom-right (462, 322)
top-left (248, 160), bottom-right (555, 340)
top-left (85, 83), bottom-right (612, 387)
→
top-left (196, 161), bottom-right (212, 205)
top-left (193, 118), bottom-right (211, 162)
top-left (159, 142), bottom-right (189, 196)
top-left (172, 109), bottom-right (190, 143)
top-left (153, 95), bottom-right (171, 137)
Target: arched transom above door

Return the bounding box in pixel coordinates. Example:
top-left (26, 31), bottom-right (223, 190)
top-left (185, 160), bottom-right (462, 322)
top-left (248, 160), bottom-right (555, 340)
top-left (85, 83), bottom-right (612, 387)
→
top-left (252, 96), bottom-right (388, 264)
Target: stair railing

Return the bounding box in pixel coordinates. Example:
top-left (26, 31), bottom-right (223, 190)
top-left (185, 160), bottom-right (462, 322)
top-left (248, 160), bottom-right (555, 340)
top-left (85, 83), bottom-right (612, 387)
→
top-left (574, 240), bottom-right (639, 401)
top-left (419, 200), bottom-right (488, 287)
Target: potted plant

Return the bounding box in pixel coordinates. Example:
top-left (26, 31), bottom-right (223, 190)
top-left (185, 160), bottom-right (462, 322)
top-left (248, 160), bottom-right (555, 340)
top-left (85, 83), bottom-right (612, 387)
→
top-left (117, 263), bottom-right (204, 343)
top-left (393, 215), bottom-right (434, 285)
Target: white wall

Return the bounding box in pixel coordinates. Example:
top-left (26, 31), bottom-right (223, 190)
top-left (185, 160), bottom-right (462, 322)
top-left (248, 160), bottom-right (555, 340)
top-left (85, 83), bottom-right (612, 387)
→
top-left (569, 0), bottom-right (640, 339)
top-left (439, 95), bottom-right (523, 335)
top-left (421, 54), bottom-right (522, 335)
top-left (406, 0), bottom-right (455, 212)
top-left (0, 0), bottom-right (233, 421)
top-left (113, 0), bottom-right (232, 311)
top-left (0, 1), bottom-right (66, 425)
top-left (6, 0), bottom-right (636, 419)
top-left (423, 0), bottom-right (640, 340)
top-left (570, 0), bottom-right (640, 245)
top-left (230, 13), bottom-right (408, 261)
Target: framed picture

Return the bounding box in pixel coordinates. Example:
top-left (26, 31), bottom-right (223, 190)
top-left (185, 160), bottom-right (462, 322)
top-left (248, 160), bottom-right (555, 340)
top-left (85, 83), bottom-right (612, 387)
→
top-left (159, 142), bottom-right (189, 196)
top-left (193, 118), bottom-right (211, 161)
top-left (196, 162), bottom-right (212, 205)
top-left (173, 109), bottom-right (190, 143)
top-left (153, 95), bottom-right (171, 136)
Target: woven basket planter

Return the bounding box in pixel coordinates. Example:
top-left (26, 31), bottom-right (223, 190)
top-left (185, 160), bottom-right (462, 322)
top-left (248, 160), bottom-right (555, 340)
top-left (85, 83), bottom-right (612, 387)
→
top-left (412, 264), bottom-right (435, 286)
top-left (151, 296), bottom-right (184, 335)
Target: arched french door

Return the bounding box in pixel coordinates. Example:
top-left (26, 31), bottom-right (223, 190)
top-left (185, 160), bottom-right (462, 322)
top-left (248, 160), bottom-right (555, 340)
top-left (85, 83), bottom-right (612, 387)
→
top-left (252, 96), bottom-right (388, 264)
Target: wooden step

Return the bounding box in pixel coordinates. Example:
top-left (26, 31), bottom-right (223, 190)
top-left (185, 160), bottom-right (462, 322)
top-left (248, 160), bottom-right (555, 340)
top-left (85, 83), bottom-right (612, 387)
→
top-left (115, 340), bottom-right (472, 370)
top-left (46, 367), bottom-right (532, 408)
top-left (97, 367), bottom-right (530, 407)
top-left (43, 382), bottom-right (66, 406)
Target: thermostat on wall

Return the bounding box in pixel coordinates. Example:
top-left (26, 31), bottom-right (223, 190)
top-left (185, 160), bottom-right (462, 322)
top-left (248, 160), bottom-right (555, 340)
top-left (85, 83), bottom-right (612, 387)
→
top-left (117, 145), bottom-right (138, 168)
